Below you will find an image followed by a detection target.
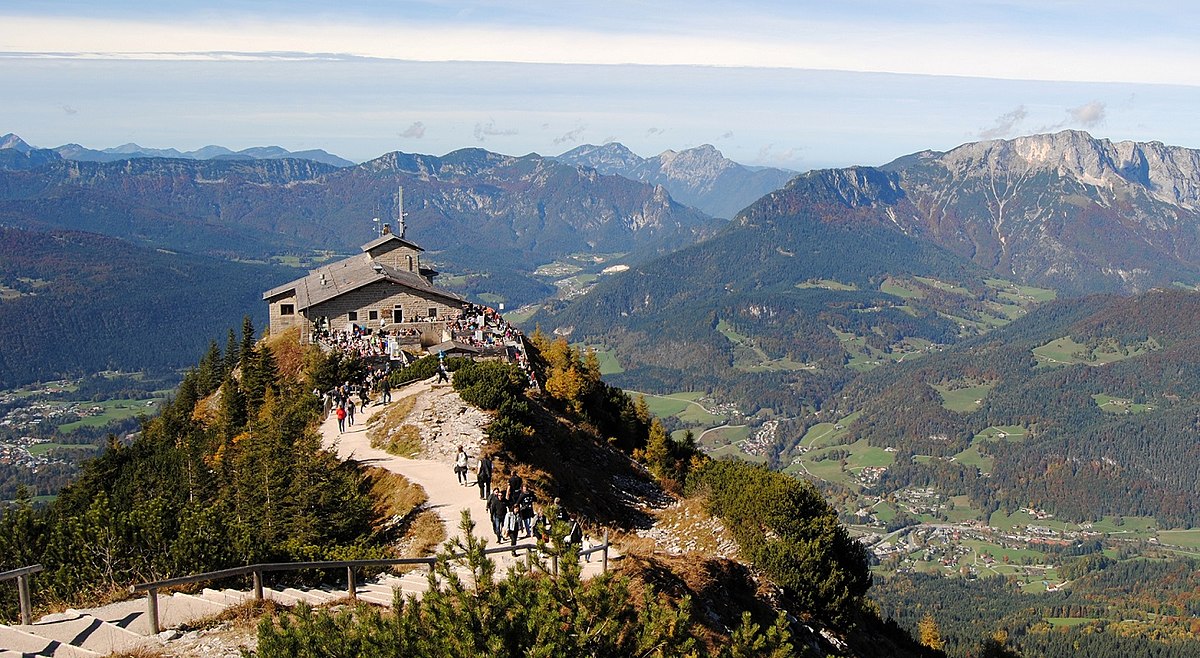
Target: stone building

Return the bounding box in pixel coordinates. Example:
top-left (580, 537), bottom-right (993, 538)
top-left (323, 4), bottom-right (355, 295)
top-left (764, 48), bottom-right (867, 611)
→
top-left (263, 226), bottom-right (465, 345)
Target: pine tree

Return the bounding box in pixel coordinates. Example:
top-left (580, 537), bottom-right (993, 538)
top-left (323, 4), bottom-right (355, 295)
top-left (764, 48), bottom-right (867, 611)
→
top-left (240, 315), bottom-right (256, 367)
top-left (217, 374), bottom-right (247, 439)
top-left (243, 345), bottom-right (279, 416)
top-left (224, 327), bottom-right (239, 372)
top-left (196, 340), bottom-right (223, 395)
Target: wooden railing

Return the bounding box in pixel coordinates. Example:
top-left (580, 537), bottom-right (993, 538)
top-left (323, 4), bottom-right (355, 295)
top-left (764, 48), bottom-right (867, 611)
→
top-left (132, 531), bottom-right (609, 633)
top-left (1, 564), bottom-right (42, 625)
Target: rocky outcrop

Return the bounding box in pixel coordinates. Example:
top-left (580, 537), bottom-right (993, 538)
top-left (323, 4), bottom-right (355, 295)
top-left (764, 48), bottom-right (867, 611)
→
top-left (742, 130), bottom-right (1200, 294)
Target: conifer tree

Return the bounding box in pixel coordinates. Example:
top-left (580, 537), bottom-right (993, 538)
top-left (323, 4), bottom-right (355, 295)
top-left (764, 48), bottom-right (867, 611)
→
top-left (224, 327), bottom-right (240, 372)
top-left (918, 613), bottom-right (944, 650)
top-left (196, 340), bottom-right (223, 395)
top-left (217, 374), bottom-right (247, 439)
top-left (242, 344), bottom-right (279, 416)
top-left (240, 315), bottom-right (256, 366)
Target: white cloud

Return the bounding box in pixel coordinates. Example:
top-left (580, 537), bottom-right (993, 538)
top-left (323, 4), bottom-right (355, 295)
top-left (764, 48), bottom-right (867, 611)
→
top-left (978, 106), bottom-right (1028, 139)
top-left (1068, 100), bottom-right (1107, 127)
top-left (400, 121), bottom-right (426, 138)
top-left (473, 119), bottom-right (518, 142)
top-left (553, 125), bottom-right (587, 145)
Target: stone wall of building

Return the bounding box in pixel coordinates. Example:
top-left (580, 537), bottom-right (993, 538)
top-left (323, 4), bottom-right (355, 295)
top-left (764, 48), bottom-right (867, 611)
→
top-left (366, 241), bottom-right (422, 274)
top-left (266, 292), bottom-right (304, 338)
top-left (307, 280), bottom-right (462, 335)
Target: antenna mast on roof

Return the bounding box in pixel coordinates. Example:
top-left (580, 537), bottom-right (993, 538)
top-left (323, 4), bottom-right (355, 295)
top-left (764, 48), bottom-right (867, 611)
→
top-left (396, 185), bottom-right (407, 238)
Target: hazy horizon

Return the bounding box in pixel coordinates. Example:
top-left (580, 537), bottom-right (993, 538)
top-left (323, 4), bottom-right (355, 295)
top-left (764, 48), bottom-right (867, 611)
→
top-left (4, 1), bottom-right (1198, 170)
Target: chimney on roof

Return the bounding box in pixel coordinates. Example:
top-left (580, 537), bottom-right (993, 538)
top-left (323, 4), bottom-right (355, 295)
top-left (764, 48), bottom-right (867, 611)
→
top-left (382, 223), bottom-right (392, 235)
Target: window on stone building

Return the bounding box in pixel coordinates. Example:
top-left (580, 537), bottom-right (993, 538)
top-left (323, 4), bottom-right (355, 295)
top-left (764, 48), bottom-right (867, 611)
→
top-left (428, 307), bottom-right (438, 318)
top-left (393, 308), bottom-right (403, 323)
top-left (368, 310), bottom-right (379, 321)
top-left (280, 304), bottom-right (294, 316)
top-left (348, 311), bottom-right (358, 322)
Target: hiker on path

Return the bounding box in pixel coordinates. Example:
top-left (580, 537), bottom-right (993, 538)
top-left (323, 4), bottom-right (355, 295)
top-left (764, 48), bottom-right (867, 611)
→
top-left (476, 454), bottom-right (493, 499)
top-left (455, 446), bottom-right (469, 485)
top-left (503, 503), bottom-right (522, 555)
top-left (506, 470), bottom-right (522, 500)
top-left (487, 489), bottom-right (507, 544)
top-left (336, 405), bottom-right (346, 433)
top-left (346, 399), bottom-right (356, 426)
top-left (518, 486), bottom-right (536, 538)
top-left (381, 377), bottom-right (391, 404)
top-left (436, 360), bottom-right (450, 384)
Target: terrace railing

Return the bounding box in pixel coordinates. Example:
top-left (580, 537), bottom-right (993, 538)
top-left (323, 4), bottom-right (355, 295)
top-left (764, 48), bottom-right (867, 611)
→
top-left (1, 564), bottom-right (42, 625)
top-left (132, 531), bottom-right (609, 633)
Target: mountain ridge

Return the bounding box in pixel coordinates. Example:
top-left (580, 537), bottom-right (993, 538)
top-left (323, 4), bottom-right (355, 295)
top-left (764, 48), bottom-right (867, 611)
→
top-left (748, 130), bottom-right (1200, 294)
top-left (0, 133), bottom-right (355, 168)
top-left (555, 142), bottom-right (794, 219)
top-left (0, 144), bottom-right (719, 307)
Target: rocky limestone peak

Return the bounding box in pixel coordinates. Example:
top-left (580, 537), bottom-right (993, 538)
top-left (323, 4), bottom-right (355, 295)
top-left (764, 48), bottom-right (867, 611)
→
top-left (556, 142), bottom-right (645, 174)
top-left (655, 144), bottom-right (735, 180)
top-left (0, 133), bottom-right (33, 152)
top-left (938, 130), bottom-right (1200, 209)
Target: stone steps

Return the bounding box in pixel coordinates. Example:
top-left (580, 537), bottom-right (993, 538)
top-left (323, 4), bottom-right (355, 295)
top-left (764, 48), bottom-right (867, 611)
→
top-left (3, 555), bottom-right (618, 655)
top-left (17, 610), bottom-right (146, 655)
top-left (0, 622), bottom-right (102, 657)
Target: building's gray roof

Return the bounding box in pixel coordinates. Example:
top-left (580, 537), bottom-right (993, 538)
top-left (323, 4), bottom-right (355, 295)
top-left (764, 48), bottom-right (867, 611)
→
top-left (360, 232), bottom-right (424, 253)
top-left (263, 253), bottom-right (464, 310)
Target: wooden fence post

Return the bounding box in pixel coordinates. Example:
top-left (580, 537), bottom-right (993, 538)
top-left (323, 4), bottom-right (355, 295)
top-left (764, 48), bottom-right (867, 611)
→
top-left (16, 574), bottom-right (32, 626)
top-left (147, 588), bottom-right (160, 634)
top-left (346, 567), bottom-right (357, 600)
top-left (602, 529), bottom-right (609, 573)
top-left (252, 570), bottom-right (264, 601)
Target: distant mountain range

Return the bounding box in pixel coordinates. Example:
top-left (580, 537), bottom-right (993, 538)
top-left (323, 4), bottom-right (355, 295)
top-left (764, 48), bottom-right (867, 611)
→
top-left (555, 142), bottom-right (794, 219)
top-left (0, 139), bottom-right (719, 307)
top-left (0, 133), bottom-right (354, 168)
top-left (850, 130), bottom-right (1200, 294)
top-left (539, 130), bottom-right (1200, 413)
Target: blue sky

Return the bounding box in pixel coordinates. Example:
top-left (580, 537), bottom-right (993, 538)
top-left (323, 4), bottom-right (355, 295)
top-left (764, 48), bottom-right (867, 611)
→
top-left (3, 1), bottom-right (1198, 169)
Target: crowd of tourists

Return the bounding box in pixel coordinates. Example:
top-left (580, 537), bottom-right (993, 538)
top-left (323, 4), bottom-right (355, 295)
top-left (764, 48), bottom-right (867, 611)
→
top-left (313, 325), bottom-right (419, 359)
top-left (321, 370), bottom-right (393, 433)
top-left (449, 303), bottom-right (522, 350)
top-left (453, 446), bottom-right (587, 556)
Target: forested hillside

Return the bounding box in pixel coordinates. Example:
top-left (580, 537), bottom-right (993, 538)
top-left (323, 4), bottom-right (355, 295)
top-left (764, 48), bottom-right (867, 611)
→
top-left (538, 186), bottom-right (1038, 416)
top-left (0, 227), bottom-right (296, 387)
top-left (820, 288), bottom-right (1200, 525)
top-left (0, 323), bottom-right (935, 657)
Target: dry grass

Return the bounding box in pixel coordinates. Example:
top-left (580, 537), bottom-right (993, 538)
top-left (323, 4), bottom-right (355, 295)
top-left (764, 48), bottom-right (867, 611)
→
top-left (178, 599), bottom-right (283, 633)
top-left (109, 649), bottom-right (167, 658)
top-left (368, 395), bottom-right (423, 457)
top-left (405, 510), bottom-right (447, 558)
top-left (360, 465), bottom-right (444, 562)
top-left (617, 552), bottom-right (779, 655)
top-left (652, 497), bottom-right (738, 558)
top-left (263, 327), bottom-right (312, 381)
top-left (364, 466), bottom-right (427, 520)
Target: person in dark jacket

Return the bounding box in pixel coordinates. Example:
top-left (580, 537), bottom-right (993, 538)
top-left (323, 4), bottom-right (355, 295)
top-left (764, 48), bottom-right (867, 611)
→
top-left (487, 489), bottom-right (507, 543)
top-left (476, 454), bottom-right (493, 500)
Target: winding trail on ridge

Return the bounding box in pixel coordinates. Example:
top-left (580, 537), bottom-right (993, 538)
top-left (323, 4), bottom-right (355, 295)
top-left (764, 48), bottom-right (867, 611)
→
top-left (319, 379), bottom-right (496, 547)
